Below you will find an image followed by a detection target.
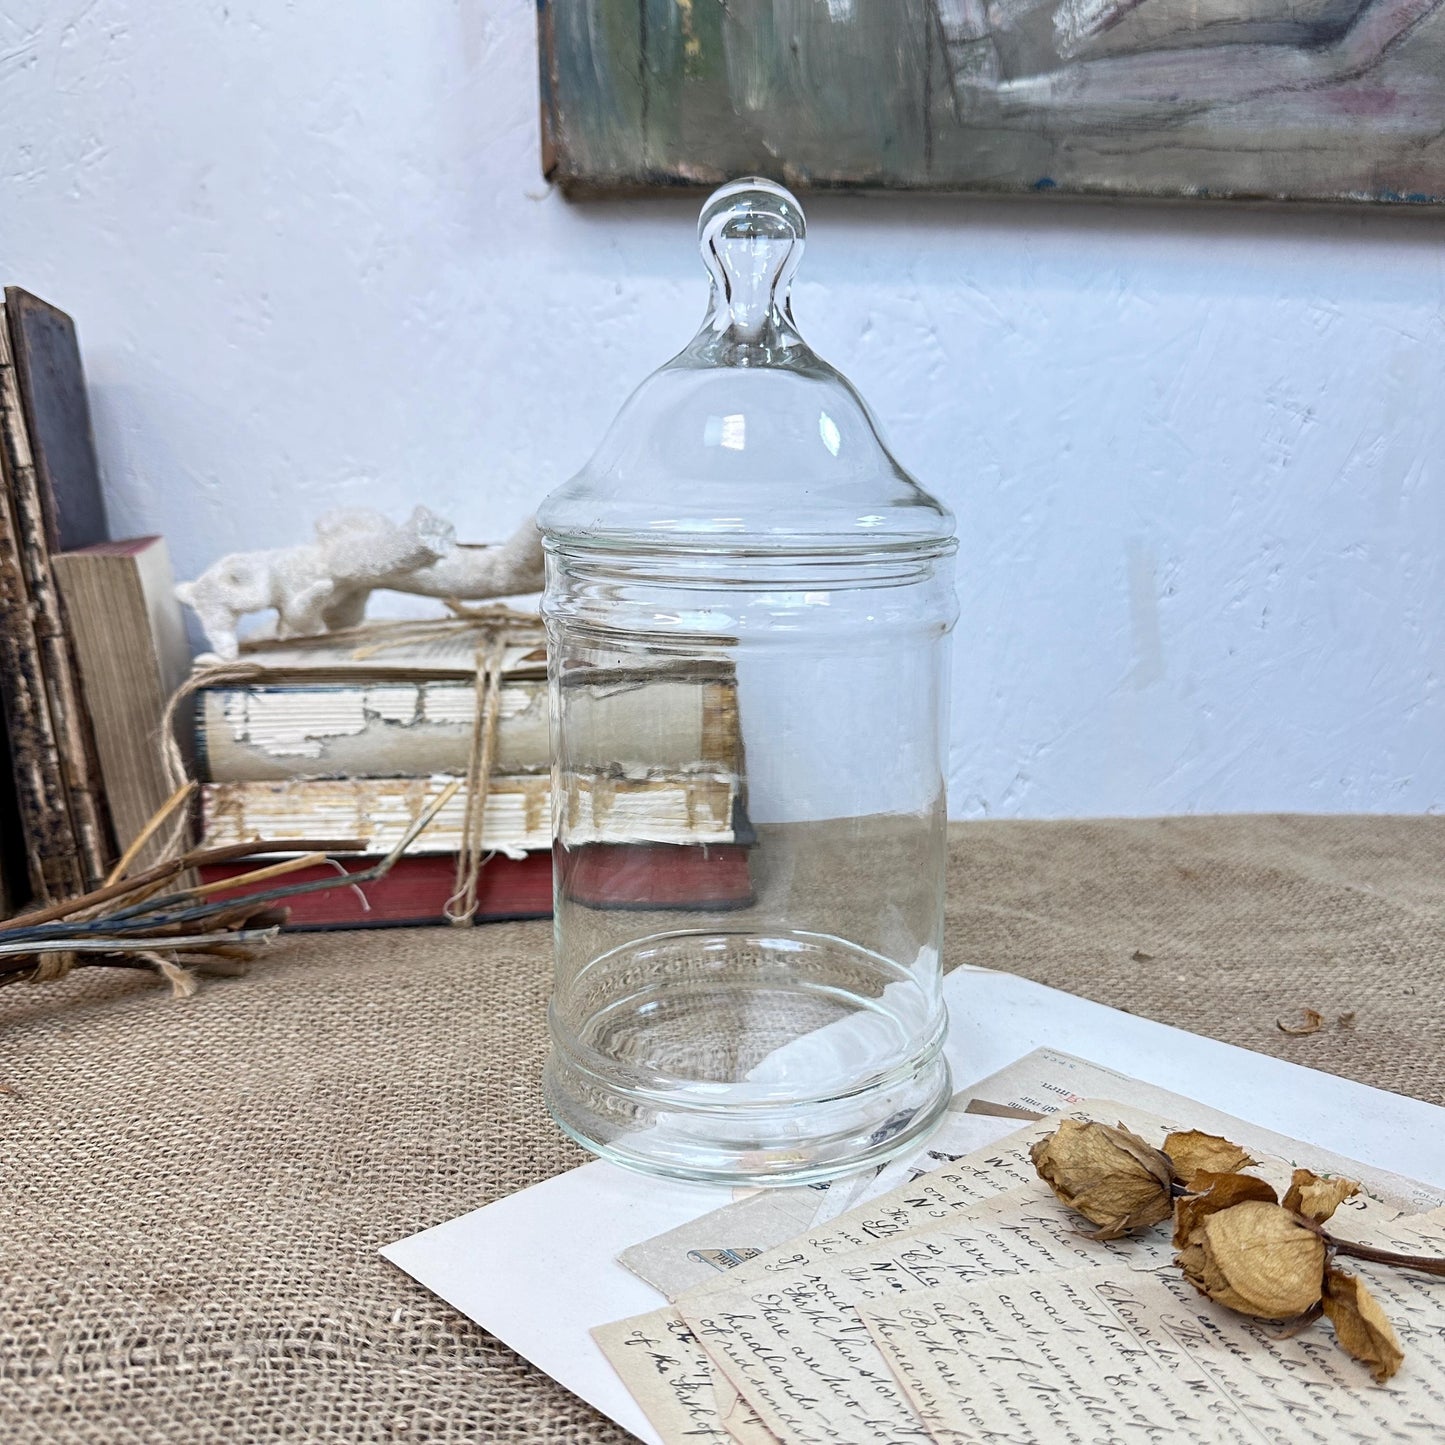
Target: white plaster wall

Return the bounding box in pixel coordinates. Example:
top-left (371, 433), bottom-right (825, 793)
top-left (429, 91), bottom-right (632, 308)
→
top-left (1, 1), bottom-right (1441, 818)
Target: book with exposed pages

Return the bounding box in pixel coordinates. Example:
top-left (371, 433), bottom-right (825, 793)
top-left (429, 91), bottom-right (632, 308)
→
top-left (190, 627), bottom-right (739, 785)
top-left (200, 773), bottom-right (742, 854)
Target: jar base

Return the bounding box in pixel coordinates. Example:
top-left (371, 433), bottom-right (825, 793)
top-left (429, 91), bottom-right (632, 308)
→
top-left (544, 929), bottom-right (951, 1187)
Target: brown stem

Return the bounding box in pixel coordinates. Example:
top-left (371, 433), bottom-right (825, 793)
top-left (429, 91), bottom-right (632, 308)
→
top-left (1295, 1213), bottom-right (1445, 1278)
top-left (1327, 1235), bottom-right (1445, 1277)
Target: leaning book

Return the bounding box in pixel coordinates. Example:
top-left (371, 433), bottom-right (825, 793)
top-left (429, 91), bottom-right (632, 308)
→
top-left (54, 536), bottom-right (191, 869)
top-left (0, 288), bottom-right (113, 898)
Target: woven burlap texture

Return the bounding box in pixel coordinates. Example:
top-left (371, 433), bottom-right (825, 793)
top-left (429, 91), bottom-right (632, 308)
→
top-left (2, 814), bottom-right (1442, 1443)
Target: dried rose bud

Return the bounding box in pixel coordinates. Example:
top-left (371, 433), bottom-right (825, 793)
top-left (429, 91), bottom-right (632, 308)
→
top-left (1173, 1171), bottom-right (1279, 1248)
top-left (1322, 1267), bottom-right (1404, 1382)
top-left (1282, 1168), bottom-right (1360, 1224)
top-left (1030, 1118), bottom-right (1174, 1239)
top-left (1177, 1199), bottom-right (1327, 1319)
top-left (1163, 1129), bottom-right (1256, 1188)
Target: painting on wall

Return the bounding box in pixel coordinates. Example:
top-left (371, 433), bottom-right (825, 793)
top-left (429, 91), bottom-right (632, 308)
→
top-left (538, 0), bottom-right (1445, 206)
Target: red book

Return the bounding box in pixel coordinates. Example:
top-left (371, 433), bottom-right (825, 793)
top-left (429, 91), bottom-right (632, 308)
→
top-left (199, 843), bottom-right (753, 930)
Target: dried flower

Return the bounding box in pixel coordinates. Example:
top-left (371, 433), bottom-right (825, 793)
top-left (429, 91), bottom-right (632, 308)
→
top-left (1028, 1117), bottom-right (1443, 1380)
top-left (1163, 1130), bottom-right (1256, 1187)
top-left (1030, 1118), bottom-right (1174, 1239)
top-left (1282, 1168), bottom-right (1359, 1224)
top-left (1173, 1171), bottom-right (1280, 1248)
top-left (1321, 1267), bottom-right (1404, 1382)
top-left (1177, 1200), bottom-right (1328, 1320)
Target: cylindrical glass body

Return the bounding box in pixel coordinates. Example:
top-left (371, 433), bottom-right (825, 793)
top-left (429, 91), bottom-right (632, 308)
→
top-left (539, 178), bottom-right (958, 1185)
top-left (543, 541), bottom-right (956, 1184)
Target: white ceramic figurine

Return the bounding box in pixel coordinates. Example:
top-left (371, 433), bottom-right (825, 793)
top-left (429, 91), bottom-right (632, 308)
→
top-left (175, 507), bottom-right (544, 659)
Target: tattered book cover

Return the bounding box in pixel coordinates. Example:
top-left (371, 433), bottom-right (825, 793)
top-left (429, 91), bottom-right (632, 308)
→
top-left (539, 0), bottom-right (1445, 205)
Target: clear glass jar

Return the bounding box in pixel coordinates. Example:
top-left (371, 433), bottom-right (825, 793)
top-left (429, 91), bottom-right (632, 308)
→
top-left (539, 179), bottom-right (957, 1186)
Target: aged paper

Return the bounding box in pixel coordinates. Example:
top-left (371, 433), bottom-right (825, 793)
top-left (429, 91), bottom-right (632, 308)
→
top-left (617, 1053), bottom-right (1069, 1300)
top-left (618, 1189), bottom-right (823, 1300)
top-left (860, 1269), bottom-right (1262, 1444)
top-left (722, 1394), bottom-right (779, 1445)
top-left (681, 1095), bottom-right (1407, 1311)
top-left (592, 1308), bottom-right (785, 1445)
top-left (674, 1118), bottom-right (1056, 1307)
top-left (849, 1304), bottom-right (967, 1442)
top-left (592, 1309), bottom-right (737, 1445)
top-left (861, 1253), bottom-right (1445, 1445)
top-left (670, 1099), bottom-right (1411, 1445)
top-left (599, 1116), bottom-right (1055, 1442)
top-left (805, 1112), bottom-right (1029, 1231)
top-left (1179, 1209), bottom-right (1445, 1437)
top-left (1091, 1265), bottom-right (1444, 1441)
top-left (619, 1112), bottom-right (1020, 1299)
top-left (599, 1062), bottom-right (1441, 1445)
top-left (675, 1183), bottom-right (1178, 1444)
top-left (620, 1209), bottom-right (1445, 1445)
top-left (804, 1167), bottom-right (884, 1229)
top-left (857, 1113), bottom-right (1013, 1205)
top-left (711, 1366), bottom-right (779, 1445)
top-left (602, 1116), bottom-right (1058, 1443)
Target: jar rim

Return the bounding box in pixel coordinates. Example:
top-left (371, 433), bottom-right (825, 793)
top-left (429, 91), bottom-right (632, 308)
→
top-left (542, 533), bottom-right (958, 561)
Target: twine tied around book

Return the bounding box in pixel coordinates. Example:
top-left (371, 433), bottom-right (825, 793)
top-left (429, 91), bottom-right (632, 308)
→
top-left (444, 633), bottom-right (508, 925)
top-left (159, 661), bottom-right (270, 857)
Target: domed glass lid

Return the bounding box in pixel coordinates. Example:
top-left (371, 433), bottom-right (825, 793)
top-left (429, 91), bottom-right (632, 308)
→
top-left (539, 178), bottom-right (954, 553)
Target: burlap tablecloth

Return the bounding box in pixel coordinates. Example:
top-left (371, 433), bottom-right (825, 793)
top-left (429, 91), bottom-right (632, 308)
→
top-left (2, 815), bottom-right (1442, 1442)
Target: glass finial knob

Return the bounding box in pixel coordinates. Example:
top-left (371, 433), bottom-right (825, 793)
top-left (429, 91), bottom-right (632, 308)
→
top-left (698, 177), bottom-right (806, 340)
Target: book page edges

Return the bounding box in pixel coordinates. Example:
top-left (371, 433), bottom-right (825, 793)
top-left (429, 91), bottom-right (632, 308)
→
top-left (201, 774), bottom-right (739, 853)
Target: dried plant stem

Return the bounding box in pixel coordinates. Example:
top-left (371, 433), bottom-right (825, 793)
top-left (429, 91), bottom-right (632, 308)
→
top-left (0, 928), bottom-right (280, 959)
top-left (102, 782), bottom-right (196, 886)
top-left (188, 851), bottom-right (332, 898)
top-left (1321, 1232), bottom-right (1445, 1278)
top-left (0, 839), bottom-right (365, 934)
top-left (3, 774), bottom-right (465, 994)
top-left (76, 873), bottom-right (185, 917)
top-left (1294, 1212), bottom-right (1445, 1277)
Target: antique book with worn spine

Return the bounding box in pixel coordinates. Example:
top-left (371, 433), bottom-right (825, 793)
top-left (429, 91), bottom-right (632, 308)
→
top-left (0, 289), bottom-right (113, 900)
top-left (6, 289), bottom-right (110, 555)
top-left (0, 447), bottom-right (65, 902)
top-left (191, 633), bottom-right (739, 784)
top-left (0, 729), bottom-right (21, 915)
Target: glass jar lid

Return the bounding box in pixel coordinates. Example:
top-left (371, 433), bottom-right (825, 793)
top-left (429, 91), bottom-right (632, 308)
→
top-left (539, 178), bottom-right (955, 554)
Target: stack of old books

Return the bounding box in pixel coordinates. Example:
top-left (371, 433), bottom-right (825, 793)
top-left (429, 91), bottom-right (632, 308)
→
top-left (186, 618), bottom-right (752, 928)
top-left (0, 285), bottom-right (752, 930)
top-left (0, 287), bottom-right (193, 911)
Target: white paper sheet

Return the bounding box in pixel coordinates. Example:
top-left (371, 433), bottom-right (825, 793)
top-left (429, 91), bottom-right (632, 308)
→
top-left (381, 966), bottom-right (1445, 1444)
